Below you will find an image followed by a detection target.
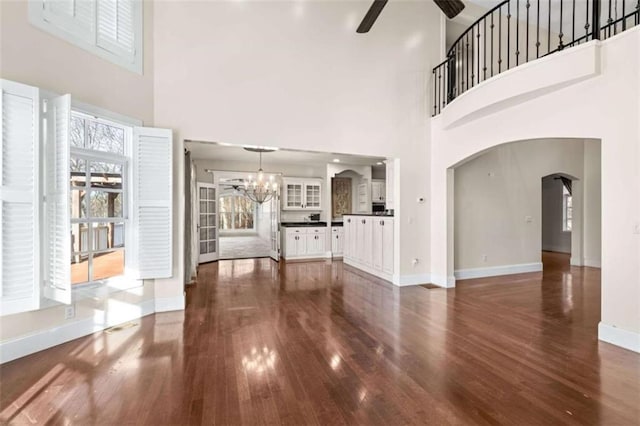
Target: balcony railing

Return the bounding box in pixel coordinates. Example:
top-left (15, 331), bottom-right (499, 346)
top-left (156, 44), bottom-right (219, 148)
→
top-left (432, 0), bottom-right (640, 116)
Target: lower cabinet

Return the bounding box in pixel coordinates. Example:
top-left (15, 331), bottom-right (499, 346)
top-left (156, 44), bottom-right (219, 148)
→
top-left (331, 227), bottom-right (344, 256)
top-left (343, 215), bottom-right (394, 281)
top-left (282, 227), bottom-right (327, 259)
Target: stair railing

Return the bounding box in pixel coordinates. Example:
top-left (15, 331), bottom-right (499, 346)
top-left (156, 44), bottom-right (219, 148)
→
top-left (432, 0), bottom-right (640, 116)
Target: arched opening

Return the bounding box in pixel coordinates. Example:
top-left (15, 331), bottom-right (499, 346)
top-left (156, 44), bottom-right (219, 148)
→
top-left (450, 137), bottom-right (601, 280)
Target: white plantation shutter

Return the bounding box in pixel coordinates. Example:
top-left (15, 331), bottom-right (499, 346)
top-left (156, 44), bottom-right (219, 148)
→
top-left (132, 127), bottom-right (173, 279)
top-left (43, 95), bottom-right (71, 304)
top-left (0, 80), bottom-right (41, 316)
top-left (42, 0), bottom-right (95, 40)
top-left (29, 0), bottom-right (143, 73)
top-left (97, 0), bottom-right (138, 63)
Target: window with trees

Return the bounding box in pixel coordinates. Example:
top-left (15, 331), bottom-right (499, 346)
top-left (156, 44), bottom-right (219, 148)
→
top-left (563, 185), bottom-right (573, 232)
top-left (70, 112), bottom-right (128, 285)
top-left (219, 195), bottom-right (255, 231)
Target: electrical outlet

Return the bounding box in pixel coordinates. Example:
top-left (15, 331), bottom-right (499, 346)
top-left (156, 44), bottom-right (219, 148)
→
top-left (412, 258), bottom-right (419, 266)
top-left (64, 304), bottom-right (75, 320)
top-left (482, 254), bottom-right (488, 262)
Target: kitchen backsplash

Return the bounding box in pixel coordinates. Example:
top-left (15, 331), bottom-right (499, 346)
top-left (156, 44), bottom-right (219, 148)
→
top-left (281, 211), bottom-right (324, 222)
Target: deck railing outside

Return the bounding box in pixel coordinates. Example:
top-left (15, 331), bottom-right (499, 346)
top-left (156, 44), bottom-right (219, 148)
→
top-left (432, 0), bottom-right (640, 116)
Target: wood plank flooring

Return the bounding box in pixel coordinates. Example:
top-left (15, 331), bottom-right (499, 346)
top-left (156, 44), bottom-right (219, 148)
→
top-left (1, 252), bottom-right (639, 425)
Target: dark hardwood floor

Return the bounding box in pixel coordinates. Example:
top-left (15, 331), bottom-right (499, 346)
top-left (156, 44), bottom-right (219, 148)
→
top-left (1, 252), bottom-right (639, 425)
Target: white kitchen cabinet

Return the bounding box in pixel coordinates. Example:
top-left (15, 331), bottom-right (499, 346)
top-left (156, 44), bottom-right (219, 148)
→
top-left (343, 215), bottom-right (394, 282)
top-left (371, 180), bottom-right (385, 203)
top-left (331, 226), bottom-right (344, 256)
top-left (305, 227), bottom-right (326, 255)
top-left (282, 178), bottom-right (322, 210)
top-left (382, 218), bottom-right (394, 274)
top-left (343, 217), bottom-right (355, 260)
top-left (355, 217), bottom-right (373, 266)
top-left (282, 226), bottom-right (326, 259)
top-left (285, 229), bottom-right (306, 257)
top-left (372, 217), bottom-right (393, 273)
top-left (357, 183), bottom-right (368, 212)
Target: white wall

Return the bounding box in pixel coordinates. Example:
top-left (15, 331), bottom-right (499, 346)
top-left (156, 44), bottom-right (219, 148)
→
top-left (454, 139), bottom-right (585, 272)
top-left (154, 0), bottom-right (442, 285)
top-left (583, 139), bottom-right (602, 268)
top-left (431, 29), bottom-right (639, 347)
top-left (0, 0), bottom-right (161, 358)
top-left (542, 176), bottom-right (572, 254)
top-left (0, 0), bottom-right (154, 124)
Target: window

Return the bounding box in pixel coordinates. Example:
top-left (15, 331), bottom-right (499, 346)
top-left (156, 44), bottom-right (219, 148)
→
top-left (219, 195), bottom-right (255, 231)
top-left (1, 78), bottom-right (173, 317)
top-left (28, 0), bottom-right (143, 74)
top-left (70, 112), bottom-right (129, 285)
top-left (563, 186), bottom-right (573, 232)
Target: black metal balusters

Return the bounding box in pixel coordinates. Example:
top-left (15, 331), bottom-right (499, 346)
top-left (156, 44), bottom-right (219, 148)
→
top-left (466, 32), bottom-right (469, 90)
top-left (432, 0), bottom-right (638, 117)
top-left (507, 1), bottom-right (511, 69)
top-left (608, 0), bottom-right (613, 37)
top-left (548, 0), bottom-right (551, 52)
top-left (572, 0), bottom-right (576, 42)
top-left (593, 0), bottom-right (601, 39)
top-left (483, 19), bottom-right (487, 81)
top-left (499, 6), bottom-right (503, 73)
top-left (476, 23), bottom-right (480, 85)
top-left (526, 0), bottom-right (530, 62)
top-left (586, 0), bottom-right (591, 41)
top-left (516, 0), bottom-right (520, 65)
top-left (559, 0), bottom-right (564, 50)
top-left (536, 0), bottom-right (540, 57)
top-left (491, 12), bottom-right (495, 76)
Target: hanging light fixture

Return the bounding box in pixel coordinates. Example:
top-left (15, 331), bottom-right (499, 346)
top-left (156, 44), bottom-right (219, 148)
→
top-left (242, 147), bottom-right (278, 204)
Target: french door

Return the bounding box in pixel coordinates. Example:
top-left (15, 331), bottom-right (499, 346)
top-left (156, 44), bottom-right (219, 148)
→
top-left (197, 182), bottom-right (218, 263)
top-left (270, 190), bottom-right (280, 261)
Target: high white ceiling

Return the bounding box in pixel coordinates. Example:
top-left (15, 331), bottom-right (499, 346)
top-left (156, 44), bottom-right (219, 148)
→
top-left (185, 140), bottom-right (387, 167)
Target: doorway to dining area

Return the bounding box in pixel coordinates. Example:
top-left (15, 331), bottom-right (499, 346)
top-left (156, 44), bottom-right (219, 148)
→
top-left (218, 187), bottom-right (271, 260)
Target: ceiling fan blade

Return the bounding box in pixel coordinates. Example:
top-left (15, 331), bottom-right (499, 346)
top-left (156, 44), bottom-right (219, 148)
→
top-left (356, 0), bottom-right (389, 33)
top-left (433, 0), bottom-right (465, 19)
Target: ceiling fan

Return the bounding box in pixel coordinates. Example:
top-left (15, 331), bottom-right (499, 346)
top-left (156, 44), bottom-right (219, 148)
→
top-left (356, 0), bottom-right (465, 33)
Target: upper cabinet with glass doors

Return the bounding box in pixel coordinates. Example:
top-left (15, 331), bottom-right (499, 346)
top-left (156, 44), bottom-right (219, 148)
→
top-left (282, 178), bottom-right (322, 210)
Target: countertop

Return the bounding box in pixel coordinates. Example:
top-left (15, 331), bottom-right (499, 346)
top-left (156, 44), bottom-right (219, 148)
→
top-left (280, 222), bottom-right (327, 227)
top-left (342, 213), bottom-right (395, 217)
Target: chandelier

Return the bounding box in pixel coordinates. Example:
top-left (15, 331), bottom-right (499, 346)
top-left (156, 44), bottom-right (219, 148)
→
top-left (242, 148), bottom-right (277, 204)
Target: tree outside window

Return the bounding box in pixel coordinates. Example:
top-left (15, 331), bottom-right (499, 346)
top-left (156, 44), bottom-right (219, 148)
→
top-left (563, 186), bottom-right (572, 232)
top-left (219, 195), bottom-right (255, 230)
top-left (70, 113), bottom-right (128, 285)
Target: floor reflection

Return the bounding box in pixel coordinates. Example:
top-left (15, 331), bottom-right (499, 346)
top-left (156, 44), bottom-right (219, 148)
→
top-left (1, 254), bottom-right (638, 425)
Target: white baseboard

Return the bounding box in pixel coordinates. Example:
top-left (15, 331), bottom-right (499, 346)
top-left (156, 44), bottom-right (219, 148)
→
top-left (155, 294), bottom-right (186, 312)
top-left (343, 258), bottom-right (393, 283)
top-left (430, 274), bottom-right (456, 288)
top-left (570, 256), bottom-right (583, 266)
top-left (455, 262), bottom-right (543, 280)
top-left (0, 299), bottom-right (156, 364)
top-left (584, 258), bottom-right (601, 268)
top-left (598, 322), bottom-right (640, 353)
top-left (397, 273), bottom-right (431, 287)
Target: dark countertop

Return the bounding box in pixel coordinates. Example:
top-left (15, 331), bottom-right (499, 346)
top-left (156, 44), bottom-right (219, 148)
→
top-left (342, 213), bottom-right (395, 217)
top-left (331, 222), bottom-right (344, 227)
top-left (280, 222), bottom-right (327, 227)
